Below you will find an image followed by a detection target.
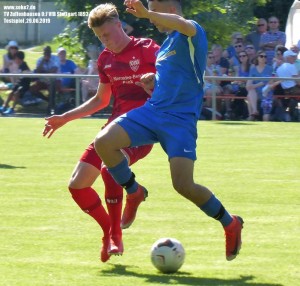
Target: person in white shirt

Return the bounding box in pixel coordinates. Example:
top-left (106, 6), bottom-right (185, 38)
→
top-left (276, 50), bottom-right (300, 93)
top-left (276, 50), bottom-right (300, 121)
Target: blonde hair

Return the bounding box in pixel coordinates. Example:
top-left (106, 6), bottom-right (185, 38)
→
top-left (88, 3), bottom-right (119, 28)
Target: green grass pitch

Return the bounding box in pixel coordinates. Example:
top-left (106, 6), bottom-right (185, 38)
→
top-left (0, 117), bottom-right (299, 286)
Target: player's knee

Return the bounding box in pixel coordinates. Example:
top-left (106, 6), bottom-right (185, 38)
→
top-left (68, 174), bottom-right (86, 190)
top-left (68, 177), bottom-right (80, 190)
top-left (172, 176), bottom-right (195, 196)
top-left (94, 133), bottom-right (110, 155)
top-left (172, 181), bottom-right (187, 196)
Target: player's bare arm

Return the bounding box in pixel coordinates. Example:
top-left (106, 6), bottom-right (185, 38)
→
top-left (43, 83), bottom-right (112, 138)
top-left (124, 0), bottom-right (196, 37)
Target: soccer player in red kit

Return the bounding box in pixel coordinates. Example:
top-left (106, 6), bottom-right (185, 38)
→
top-left (42, 3), bottom-right (159, 263)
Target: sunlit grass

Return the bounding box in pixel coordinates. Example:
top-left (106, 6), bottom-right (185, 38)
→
top-left (0, 118), bottom-right (299, 286)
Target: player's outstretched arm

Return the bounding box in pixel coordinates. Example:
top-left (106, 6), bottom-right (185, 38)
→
top-left (124, 0), bottom-right (196, 37)
top-left (42, 83), bottom-right (111, 138)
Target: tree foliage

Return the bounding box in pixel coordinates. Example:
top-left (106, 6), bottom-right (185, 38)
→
top-left (56, 0), bottom-right (293, 50)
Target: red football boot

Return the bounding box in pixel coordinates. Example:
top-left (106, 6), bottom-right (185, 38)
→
top-left (100, 236), bottom-right (110, 263)
top-left (121, 185), bottom-right (148, 229)
top-left (224, 215), bottom-right (244, 261)
top-left (108, 235), bottom-right (124, 256)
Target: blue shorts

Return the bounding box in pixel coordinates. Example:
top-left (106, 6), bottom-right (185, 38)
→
top-left (114, 105), bottom-right (198, 161)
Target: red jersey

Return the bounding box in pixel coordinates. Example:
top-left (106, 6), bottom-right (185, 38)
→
top-left (98, 37), bottom-right (159, 122)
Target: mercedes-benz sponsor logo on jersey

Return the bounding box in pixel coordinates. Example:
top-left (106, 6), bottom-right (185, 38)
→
top-left (129, 57), bottom-right (140, 72)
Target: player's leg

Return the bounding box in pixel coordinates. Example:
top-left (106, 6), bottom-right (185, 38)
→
top-left (169, 157), bottom-right (232, 222)
top-left (100, 165), bottom-right (123, 256)
top-left (94, 109), bottom-right (157, 229)
top-left (94, 122), bottom-right (148, 229)
top-left (160, 113), bottom-right (243, 261)
top-left (101, 144), bottom-right (153, 255)
top-left (68, 145), bottom-right (110, 262)
top-left (169, 157), bottom-right (243, 261)
top-left (94, 122), bottom-right (131, 167)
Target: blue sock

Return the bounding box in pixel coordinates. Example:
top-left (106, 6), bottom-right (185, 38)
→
top-left (200, 195), bottom-right (233, 227)
top-left (107, 158), bottom-right (138, 194)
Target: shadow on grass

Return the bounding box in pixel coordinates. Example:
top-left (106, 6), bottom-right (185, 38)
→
top-left (216, 121), bottom-right (257, 125)
top-left (99, 264), bottom-right (282, 286)
top-left (0, 164), bottom-right (26, 169)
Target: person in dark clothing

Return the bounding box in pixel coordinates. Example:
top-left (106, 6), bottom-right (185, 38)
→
top-left (0, 51), bottom-right (31, 115)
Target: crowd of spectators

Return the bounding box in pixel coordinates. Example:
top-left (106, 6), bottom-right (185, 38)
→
top-left (1, 17), bottom-right (300, 121)
top-left (203, 16), bottom-right (300, 122)
top-left (0, 43), bottom-right (100, 115)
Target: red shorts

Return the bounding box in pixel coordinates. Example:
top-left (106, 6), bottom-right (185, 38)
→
top-left (80, 142), bottom-right (153, 170)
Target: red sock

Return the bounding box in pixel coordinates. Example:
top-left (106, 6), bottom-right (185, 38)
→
top-left (101, 166), bottom-right (123, 237)
top-left (69, 187), bottom-right (110, 236)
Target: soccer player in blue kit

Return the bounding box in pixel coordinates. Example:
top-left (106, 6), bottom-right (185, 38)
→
top-left (94, 0), bottom-right (244, 261)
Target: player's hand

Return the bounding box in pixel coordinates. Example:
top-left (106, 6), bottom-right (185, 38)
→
top-left (43, 115), bottom-right (67, 138)
top-left (124, 0), bottom-right (149, 19)
top-left (136, 73), bottom-right (155, 96)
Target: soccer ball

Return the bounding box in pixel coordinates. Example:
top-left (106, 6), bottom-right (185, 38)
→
top-left (150, 238), bottom-right (185, 273)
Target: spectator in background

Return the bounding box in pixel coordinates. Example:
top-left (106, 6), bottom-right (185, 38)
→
top-left (211, 43), bottom-right (231, 93)
top-left (290, 45), bottom-right (300, 74)
top-left (231, 50), bottom-right (251, 89)
top-left (230, 42), bottom-right (245, 72)
top-left (245, 44), bottom-right (257, 64)
top-left (203, 51), bottom-right (223, 115)
top-left (276, 50), bottom-right (300, 94)
top-left (272, 45), bottom-right (288, 73)
top-left (81, 59), bottom-right (99, 102)
top-left (211, 44), bottom-right (229, 75)
top-left (0, 51), bottom-right (31, 115)
top-left (35, 46), bottom-right (59, 74)
top-left (78, 46), bottom-right (101, 102)
top-left (86, 44), bottom-right (102, 60)
top-left (223, 50), bottom-right (250, 120)
top-left (275, 50), bottom-right (300, 121)
top-left (211, 44), bottom-right (231, 113)
top-left (261, 78), bottom-right (281, 121)
top-left (29, 46), bottom-right (59, 102)
top-left (237, 51), bottom-right (251, 78)
top-left (245, 18), bottom-right (267, 51)
top-left (260, 16), bottom-right (286, 65)
top-left (57, 47), bottom-right (78, 90)
top-left (230, 50), bottom-right (251, 119)
top-left (246, 50), bottom-right (272, 120)
top-left (225, 32), bottom-right (244, 60)
top-left (1, 40), bottom-right (19, 84)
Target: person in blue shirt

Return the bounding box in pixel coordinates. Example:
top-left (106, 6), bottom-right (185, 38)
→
top-left (246, 50), bottom-right (273, 120)
top-left (93, 0), bottom-right (244, 261)
top-left (57, 47), bottom-right (78, 89)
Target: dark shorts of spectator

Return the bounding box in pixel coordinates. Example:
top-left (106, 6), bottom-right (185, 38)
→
top-left (284, 85), bottom-right (300, 95)
top-left (12, 84), bottom-right (30, 98)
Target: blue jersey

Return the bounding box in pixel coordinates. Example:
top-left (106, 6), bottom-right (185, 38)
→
top-left (145, 20), bottom-right (208, 119)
